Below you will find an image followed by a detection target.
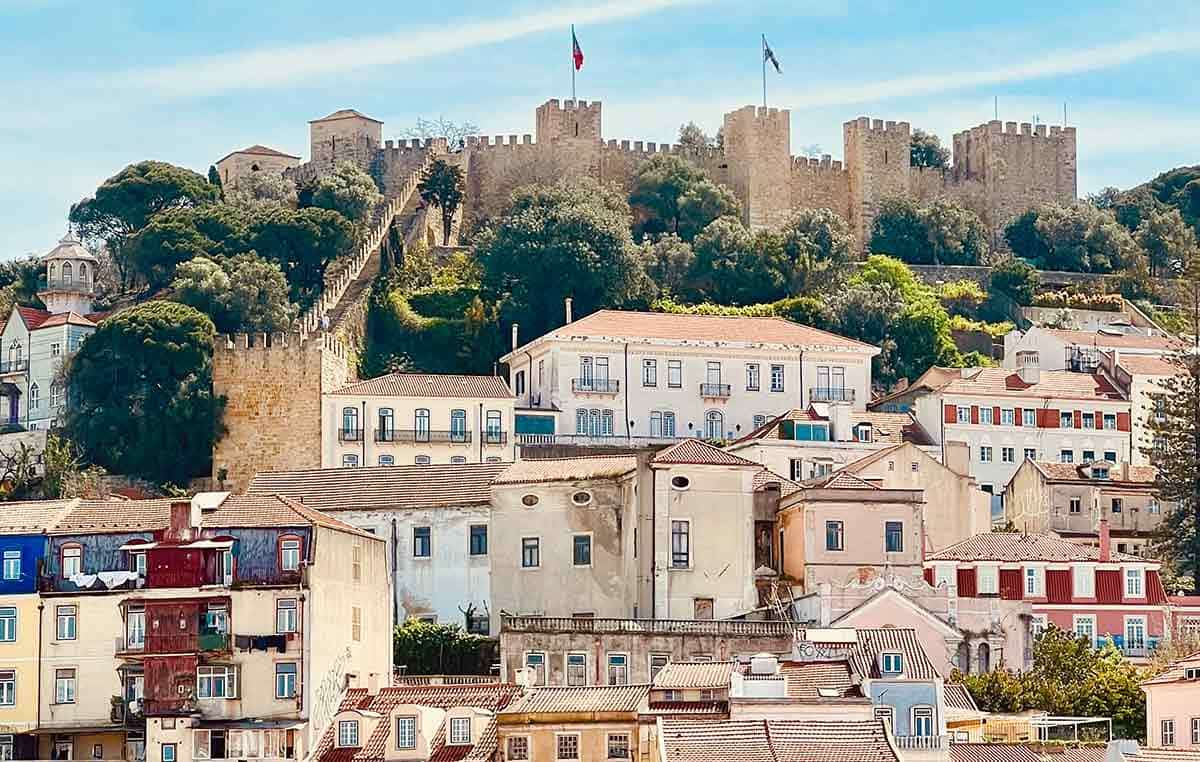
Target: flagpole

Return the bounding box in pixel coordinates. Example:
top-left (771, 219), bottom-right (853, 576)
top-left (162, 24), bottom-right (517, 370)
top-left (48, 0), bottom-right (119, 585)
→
top-left (761, 34), bottom-right (767, 108)
top-left (571, 25), bottom-right (577, 101)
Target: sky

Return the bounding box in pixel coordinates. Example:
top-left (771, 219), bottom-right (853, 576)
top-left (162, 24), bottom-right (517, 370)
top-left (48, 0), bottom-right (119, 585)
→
top-left (2, 0), bottom-right (1198, 257)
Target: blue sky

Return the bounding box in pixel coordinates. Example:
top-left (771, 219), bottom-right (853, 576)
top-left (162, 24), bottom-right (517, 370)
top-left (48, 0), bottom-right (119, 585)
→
top-left (2, 0), bottom-right (1198, 257)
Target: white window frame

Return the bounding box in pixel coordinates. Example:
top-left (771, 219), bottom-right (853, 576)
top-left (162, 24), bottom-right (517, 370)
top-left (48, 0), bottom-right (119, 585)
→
top-left (745, 363), bottom-right (760, 391)
top-left (667, 360), bottom-right (682, 388)
top-left (977, 565), bottom-right (999, 595)
top-left (769, 364), bottom-right (785, 392)
top-left (642, 359), bottom-right (657, 387)
top-left (54, 668), bottom-right (76, 704)
top-left (449, 717), bottom-right (472, 746)
top-left (572, 533), bottom-right (593, 568)
top-left (197, 665), bottom-right (237, 699)
top-left (0, 671), bottom-right (15, 706)
top-left (981, 406), bottom-right (993, 425)
top-left (1073, 565), bottom-right (1095, 598)
top-left (1162, 719), bottom-right (1175, 747)
top-left (275, 662), bottom-right (298, 699)
top-left (0, 608), bottom-right (14, 643)
top-left (670, 520), bottom-right (690, 569)
top-left (1001, 408), bottom-right (1015, 426)
top-left (56, 605), bottom-right (76, 641)
top-left (956, 406), bottom-right (970, 423)
top-left (1, 550), bottom-right (19, 581)
top-left (556, 733), bottom-right (581, 762)
top-left (276, 598), bottom-right (298, 634)
top-left (911, 706), bottom-right (934, 737)
top-left (1023, 409), bottom-right (1036, 426)
top-left (1125, 567), bottom-right (1145, 598)
top-left (521, 537), bottom-right (540, 569)
top-left (1031, 614), bottom-right (1048, 638)
top-left (337, 720), bottom-right (360, 748)
top-left (565, 652), bottom-right (588, 686)
top-left (1073, 615), bottom-right (1096, 646)
top-left (394, 715), bottom-right (417, 749)
top-left (524, 651), bottom-right (547, 686)
top-left (1024, 566), bottom-right (1042, 596)
top-left (607, 652), bottom-right (629, 685)
top-left (506, 736), bottom-right (530, 761)
top-left (607, 733), bottom-right (631, 760)
top-left (1002, 446), bottom-right (1015, 463)
top-left (881, 652), bottom-right (903, 674)
top-left (979, 446), bottom-right (992, 463)
top-left (1125, 615), bottom-right (1147, 650)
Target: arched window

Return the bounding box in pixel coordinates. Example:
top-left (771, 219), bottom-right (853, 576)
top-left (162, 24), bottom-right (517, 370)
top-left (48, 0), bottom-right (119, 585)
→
top-left (377, 408), bottom-right (394, 441)
top-left (61, 262), bottom-right (73, 285)
top-left (414, 409), bottom-right (431, 441)
top-left (378, 455), bottom-right (394, 466)
top-left (77, 263), bottom-right (88, 284)
top-left (600, 410), bottom-right (613, 436)
top-left (341, 407), bottom-right (358, 438)
top-left (956, 642), bottom-right (971, 674)
top-left (414, 455), bottom-right (431, 465)
top-left (977, 642), bottom-right (991, 672)
top-left (251, 163), bottom-right (261, 172)
top-left (704, 410), bottom-right (724, 440)
top-left (50, 382), bottom-right (64, 408)
top-left (450, 409), bottom-right (467, 442)
top-left (8, 342), bottom-right (21, 367)
top-left (575, 409), bottom-right (587, 435)
top-left (49, 262), bottom-right (57, 283)
top-left (61, 543), bottom-right (82, 578)
top-left (28, 383), bottom-right (39, 410)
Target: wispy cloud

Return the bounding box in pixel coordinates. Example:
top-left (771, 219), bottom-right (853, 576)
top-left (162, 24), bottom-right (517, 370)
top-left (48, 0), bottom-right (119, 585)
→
top-left (109, 0), bottom-right (707, 98)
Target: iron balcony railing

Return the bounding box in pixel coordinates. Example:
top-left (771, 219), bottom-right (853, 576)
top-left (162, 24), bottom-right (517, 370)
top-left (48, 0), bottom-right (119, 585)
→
top-left (39, 278), bottom-right (93, 294)
top-left (810, 387), bottom-right (855, 403)
top-left (572, 378), bottom-right (620, 394)
top-left (699, 383), bottom-right (732, 398)
top-left (0, 360), bottom-right (28, 374)
top-left (482, 431), bottom-right (508, 445)
top-left (376, 429), bottom-right (473, 444)
top-left (893, 735), bottom-right (948, 750)
top-left (338, 428), bottom-right (363, 442)
top-left (501, 615), bottom-right (795, 637)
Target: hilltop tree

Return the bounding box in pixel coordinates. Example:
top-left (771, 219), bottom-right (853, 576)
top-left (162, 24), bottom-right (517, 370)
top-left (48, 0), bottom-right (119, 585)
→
top-left (1137, 208), bottom-right (1197, 278)
top-left (990, 258), bottom-right (1039, 305)
top-left (677, 122), bottom-right (716, 151)
top-left (207, 165), bottom-right (222, 190)
top-left (64, 301), bottom-right (225, 486)
top-left (307, 161), bottom-right (382, 228)
top-left (642, 234), bottom-right (697, 299)
top-left (69, 161), bottom-right (220, 290)
top-left (910, 128), bottom-right (950, 169)
top-left (870, 196), bottom-right (989, 265)
top-left (629, 155), bottom-right (739, 241)
top-left (398, 117), bottom-right (479, 151)
top-left (777, 207), bottom-right (854, 293)
top-left (172, 254), bottom-right (296, 333)
top-left (1006, 203), bottom-right (1141, 274)
top-left (418, 158), bottom-right (465, 246)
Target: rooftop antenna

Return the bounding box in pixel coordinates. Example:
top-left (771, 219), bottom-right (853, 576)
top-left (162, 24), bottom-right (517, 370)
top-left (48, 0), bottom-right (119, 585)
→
top-left (994, 95), bottom-right (998, 120)
top-left (1063, 101), bottom-right (1068, 126)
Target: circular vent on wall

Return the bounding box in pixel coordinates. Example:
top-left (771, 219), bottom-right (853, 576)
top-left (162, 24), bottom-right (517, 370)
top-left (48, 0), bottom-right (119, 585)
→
top-left (521, 494), bottom-right (539, 507)
top-left (571, 490), bottom-right (593, 506)
top-left (670, 475), bottom-right (691, 490)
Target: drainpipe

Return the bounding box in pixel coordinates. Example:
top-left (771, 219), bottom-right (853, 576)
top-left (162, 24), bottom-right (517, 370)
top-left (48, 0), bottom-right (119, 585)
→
top-left (478, 403), bottom-right (484, 462)
top-left (391, 518), bottom-right (400, 626)
top-left (36, 600), bottom-right (44, 745)
top-left (623, 343), bottom-right (631, 442)
top-left (361, 400), bottom-right (367, 466)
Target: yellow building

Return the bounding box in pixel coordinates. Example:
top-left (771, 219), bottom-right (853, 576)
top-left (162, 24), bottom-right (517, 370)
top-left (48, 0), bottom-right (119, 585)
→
top-left (495, 685), bottom-right (650, 762)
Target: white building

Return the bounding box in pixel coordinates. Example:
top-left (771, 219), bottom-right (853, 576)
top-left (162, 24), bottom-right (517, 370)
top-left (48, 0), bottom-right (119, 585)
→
top-left (1003, 326), bottom-right (1178, 373)
top-left (908, 352), bottom-right (1132, 507)
top-left (246, 461), bottom-right (509, 633)
top-left (0, 234), bottom-right (101, 430)
top-left (322, 372), bottom-right (516, 467)
top-left (500, 308), bottom-right (879, 447)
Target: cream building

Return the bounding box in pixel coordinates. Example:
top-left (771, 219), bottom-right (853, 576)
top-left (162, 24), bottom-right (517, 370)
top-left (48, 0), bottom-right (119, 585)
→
top-left (214, 145), bottom-right (300, 188)
top-left (500, 308), bottom-right (879, 447)
top-left (322, 372), bottom-right (516, 467)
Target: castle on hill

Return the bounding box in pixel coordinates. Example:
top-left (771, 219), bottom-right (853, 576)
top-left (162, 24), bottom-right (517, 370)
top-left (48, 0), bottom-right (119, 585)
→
top-left (219, 97), bottom-right (1078, 248)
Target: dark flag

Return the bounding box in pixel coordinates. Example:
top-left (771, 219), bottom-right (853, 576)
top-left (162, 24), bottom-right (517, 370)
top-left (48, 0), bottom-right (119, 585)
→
top-left (572, 26), bottom-right (584, 71)
top-left (763, 37), bottom-right (781, 73)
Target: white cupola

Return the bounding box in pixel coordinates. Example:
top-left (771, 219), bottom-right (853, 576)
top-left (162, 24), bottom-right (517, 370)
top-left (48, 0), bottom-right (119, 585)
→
top-left (39, 232), bottom-right (98, 315)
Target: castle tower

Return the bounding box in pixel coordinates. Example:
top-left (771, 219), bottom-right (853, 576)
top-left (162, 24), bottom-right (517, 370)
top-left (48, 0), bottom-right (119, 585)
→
top-left (534, 99), bottom-right (602, 177)
top-left (38, 233), bottom-right (96, 315)
top-left (309, 109), bottom-right (384, 172)
top-left (844, 117), bottom-right (911, 248)
top-left (722, 106), bottom-right (792, 230)
top-left (214, 145), bottom-right (301, 188)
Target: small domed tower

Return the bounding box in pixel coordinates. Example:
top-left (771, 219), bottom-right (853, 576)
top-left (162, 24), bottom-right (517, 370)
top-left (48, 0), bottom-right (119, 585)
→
top-left (39, 233), bottom-right (97, 315)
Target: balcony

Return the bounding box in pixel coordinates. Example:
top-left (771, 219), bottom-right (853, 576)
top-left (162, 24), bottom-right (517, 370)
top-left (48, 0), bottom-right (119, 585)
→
top-left (482, 431), bottom-right (508, 445)
top-left (338, 428), bottom-right (363, 442)
top-left (0, 360), bottom-right (27, 375)
top-left (39, 277), bottom-right (93, 294)
top-left (893, 735), bottom-right (947, 750)
top-left (376, 429), bottom-right (472, 444)
top-left (572, 378), bottom-right (620, 394)
top-left (198, 632), bottom-right (231, 652)
top-left (810, 387), bottom-right (854, 403)
top-left (699, 383), bottom-right (731, 398)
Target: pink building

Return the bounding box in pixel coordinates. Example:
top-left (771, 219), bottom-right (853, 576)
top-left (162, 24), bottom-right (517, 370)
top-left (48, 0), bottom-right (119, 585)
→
top-left (1142, 651), bottom-right (1200, 748)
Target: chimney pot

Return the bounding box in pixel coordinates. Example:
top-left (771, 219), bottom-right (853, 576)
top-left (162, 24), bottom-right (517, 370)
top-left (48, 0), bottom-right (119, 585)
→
top-left (511, 323), bottom-right (519, 351)
top-left (1099, 519), bottom-right (1111, 562)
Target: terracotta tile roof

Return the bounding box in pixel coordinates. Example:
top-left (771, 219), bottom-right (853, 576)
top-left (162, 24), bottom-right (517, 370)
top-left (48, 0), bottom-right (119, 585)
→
top-left (941, 368), bottom-right (1125, 401)
top-left (1057, 749), bottom-right (1106, 762)
top-left (241, 144), bottom-right (300, 158)
top-left (544, 309), bottom-right (878, 352)
top-left (843, 627), bottom-right (940, 680)
top-left (949, 744), bottom-right (1043, 762)
top-left (1141, 651), bottom-right (1200, 686)
top-left (16, 306), bottom-right (51, 329)
top-left (331, 373), bottom-right (513, 399)
top-left (1118, 355), bottom-right (1182, 377)
top-left (652, 661), bottom-right (737, 689)
top-left (462, 716), bottom-right (499, 762)
top-left (247, 462), bottom-right (509, 510)
top-left (493, 455), bottom-right (637, 485)
top-left (660, 719), bottom-right (898, 762)
top-left (1044, 329), bottom-right (1181, 351)
top-left (652, 439), bottom-right (760, 467)
top-left (752, 469), bottom-right (802, 498)
top-left (0, 499), bottom-right (76, 534)
top-left (37, 311), bottom-right (96, 328)
top-left (312, 108), bottom-right (383, 123)
top-left (807, 470), bottom-right (880, 490)
top-left (1121, 750), bottom-right (1200, 762)
top-left (50, 497), bottom-right (175, 534)
top-left (928, 531), bottom-right (1146, 563)
top-left (206, 494), bottom-right (377, 538)
top-left (778, 660), bottom-right (859, 700)
top-left (500, 684), bottom-right (649, 715)
top-left (732, 408), bottom-right (932, 447)
top-left (944, 683), bottom-right (980, 712)
top-left (1032, 461), bottom-right (1157, 485)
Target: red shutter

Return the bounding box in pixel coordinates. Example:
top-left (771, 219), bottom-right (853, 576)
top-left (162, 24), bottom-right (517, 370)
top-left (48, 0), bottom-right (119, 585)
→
top-left (1014, 407), bottom-right (1022, 427)
top-left (1096, 570), bottom-right (1123, 604)
top-left (923, 568), bottom-right (934, 585)
top-left (971, 406), bottom-right (980, 424)
top-left (944, 404), bottom-right (956, 424)
top-left (957, 568), bottom-right (977, 597)
top-left (1095, 410), bottom-right (1104, 430)
top-left (993, 406), bottom-right (1001, 426)
top-left (1046, 569), bottom-right (1072, 603)
top-left (1147, 570), bottom-right (1168, 604)
top-left (1117, 412), bottom-right (1131, 432)
top-left (1042, 409), bottom-right (1060, 428)
top-left (1073, 410), bottom-right (1083, 429)
top-left (999, 569), bottom-right (1023, 600)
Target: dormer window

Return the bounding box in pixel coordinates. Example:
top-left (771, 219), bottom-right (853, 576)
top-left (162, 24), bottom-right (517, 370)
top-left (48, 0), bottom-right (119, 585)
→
top-left (1186, 668), bottom-right (1200, 680)
top-left (449, 717), bottom-right (471, 745)
top-left (855, 423), bottom-right (872, 443)
top-left (1092, 466), bottom-right (1110, 480)
top-left (881, 652), bottom-right (903, 674)
top-left (395, 716), bottom-right (417, 749)
top-left (61, 544), bottom-right (82, 578)
top-left (337, 720), bottom-right (360, 748)
top-left (279, 537), bottom-right (302, 572)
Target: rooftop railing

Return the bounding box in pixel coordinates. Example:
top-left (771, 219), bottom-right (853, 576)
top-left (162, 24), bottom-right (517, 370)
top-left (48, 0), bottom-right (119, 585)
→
top-left (501, 615), bottom-right (795, 637)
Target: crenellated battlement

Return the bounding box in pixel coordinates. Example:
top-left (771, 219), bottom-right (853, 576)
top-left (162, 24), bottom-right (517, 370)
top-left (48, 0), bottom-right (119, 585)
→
top-left (845, 116), bottom-right (912, 136)
top-left (465, 134), bottom-right (536, 149)
top-left (791, 154), bottom-right (845, 175)
top-left (539, 98), bottom-right (602, 115)
top-left (599, 139), bottom-right (723, 160)
top-left (214, 329), bottom-right (349, 361)
top-left (382, 137), bottom-right (448, 151)
top-left (954, 119), bottom-right (1076, 143)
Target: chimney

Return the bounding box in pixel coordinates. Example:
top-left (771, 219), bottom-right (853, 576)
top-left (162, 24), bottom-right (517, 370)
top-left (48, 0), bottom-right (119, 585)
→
top-left (167, 499), bottom-right (198, 540)
top-left (511, 323), bottom-right (519, 351)
top-left (367, 672), bottom-right (380, 694)
top-left (1016, 350), bottom-right (1041, 384)
top-left (564, 297), bottom-right (573, 324)
top-left (1099, 519), bottom-right (1111, 563)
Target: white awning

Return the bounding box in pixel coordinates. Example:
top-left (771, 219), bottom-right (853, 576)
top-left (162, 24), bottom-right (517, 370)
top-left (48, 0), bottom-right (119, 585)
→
top-left (118, 541), bottom-right (158, 551)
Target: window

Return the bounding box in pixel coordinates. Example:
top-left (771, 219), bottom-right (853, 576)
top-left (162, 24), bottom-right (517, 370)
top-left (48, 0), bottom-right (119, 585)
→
top-left (514, 370), bottom-right (525, 396)
top-left (521, 538), bottom-right (540, 568)
top-left (1073, 566), bottom-right (1094, 597)
top-left (671, 521), bottom-right (690, 568)
top-left (607, 653), bottom-right (629, 685)
top-left (341, 407), bottom-right (358, 436)
top-left (28, 384), bottom-right (38, 410)
top-left (525, 652), bottom-right (547, 685)
top-left (221, 550), bottom-right (234, 586)
top-left (198, 666), bottom-right (237, 699)
top-left (885, 521), bottom-right (903, 553)
top-left (0, 671), bottom-right (13, 706)
top-left (394, 717), bottom-right (416, 749)
top-left (413, 527), bottom-right (431, 558)
top-left (451, 456), bottom-right (467, 465)
top-left (62, 544), bottom-right (81, 578)
top-left (414, 455), bottom-right (432, 465)
top-left (754, 414), bottom-right (768, 430)
top-left (352, 607), bottom-right (362, 642)
top-left (1193, 718), bottom-right (1200, 745)
top-left (855, 423), bottom-right (872, 442)
top-left (507, 737), bottom-right (529, 761)
top-left (275, 663), bottom-right (297, 699)
top-left (55, 668), bottom-right (76, 703)
top-left (770, 364), bottom-right (785, 392)
top-left (162, 744), bottom-right (176, 762)
top-left (566, 652), bottom-right (588, 686)
top-left (50, 342), bottom-right (61, 358)
top-left (280, 538), bottom-right (301, 571)
top-left (650, 653), bottom-right (670, 680)
top-left (978, 566), bottom-right (999, 595)
top-left (56, 605), bottom-right (76, 640)
top-left (825, 521), bottom-right (844, 551)
top-left (470, 525), bottom-right (488, 556)
top-left (1023, 409), bottom-right (1036, 427)
top-left (1069, 498), bottom-right (1081, 514)
top-left (979, 446), bottom-right (992, 463)
top-left (1001, 408), bottom-right (1015, 426)
top-left (276, 599), bottom-right (298, 634)
top-left (1127, 616), bottom-right (1147, 650)
top-left (1149, 499), bottom-right (1161, 515)
top-left (449, 717), bottom-right (471, 745)
top-left (572, 534), bottom-right (592, 567)
top-left (650, 411), bottom-right (663, 437)
top-left (1061, 411), bottom-right (1074, 428)
top-left (704, 410), bottom-right (723, 440)
top-left (1103, 413), bottom-right (1116, 430)
top-left (1104, 451), bottom-right (1117, 463)
top-left (956, 406), bottom-right (969, 423)
top-left (642, 359), bottom-right (657, 387)
top-left (337, 721), bottom-right (359, 748)
top-left (746, 363), bottom-right (760, 391)
top-left (1, 550), bottom-right (17, 581)
top-left (662, 411), bottom-right (676, 437)
top-left (129, 550), bottom-right (146, 576)
top-left (449, 409), bottom-right (467, 441)
top-left (1082, 412), bottom-right (1095, 429)
top-left (608, 734), bottom-right (631, 760)
top-left (912, 706), bottom-right (934, 737)
top-left (981, 406), bottom-right (993, 425)
top-left (377, 455), bottom-right (394, 467)
top-left (881, 653), bottom-right (903, 674)
top-left (126, 609), bottom-right (145, 649)
top-left (667, 360), bottom-right (682, 388)
top-left (1163, 719), bottom-right (1176, 747)
top-left (1074, 615), bottom-right (1096, 645)
top-left (874, 706), bottom-right (895, 730)
top-left (377, 408), bottom-right (394, 439)
top-left (1126, 568), bottom-right (1144, 597)
top-left (1112, 498), bottom-right (1123, 514)
top-left (1060, 450), bottom-right (1074, 464)
top-left (341, 454), bottom-right (359, 468)
top-left (1025, 567), bottom-right (1041, 596)
top-left (1083, 450), bottom-right (1096, 463)
top-left (0, 608), bottom-right (14, 642)
top-left (413, 408), bottom-right (431, 441)
top-left (1002, 447), bottom-right (1015, 463)
top-left (705, 361), bottom-right (721, 385)
top-left (1024, 447), bottom-right (1037, 461)
top-left (557, 734), bottom-right (580, 761)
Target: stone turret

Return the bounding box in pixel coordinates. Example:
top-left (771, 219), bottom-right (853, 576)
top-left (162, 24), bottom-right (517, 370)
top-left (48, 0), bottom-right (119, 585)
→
top-left (309, 108), bottom-right (384, 172)
top-left (39, 233), bottom-right (96, 315)
top-left (722, 106), bottom-right (793, 230)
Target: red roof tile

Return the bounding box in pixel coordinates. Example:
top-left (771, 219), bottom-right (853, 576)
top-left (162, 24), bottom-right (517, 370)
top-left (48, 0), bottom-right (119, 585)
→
top-left (652, 661), bottom-right (736, 690)
top-left (37, 311), bottom-right (96, 328)
top-left (660, 719), bottom-right (898, 762)
top-left (500, 684), bottom-right (649, 715)
top-left (949, 744), bottom-right (1043, 762)
top-left (752, 469), bottom-right (802, 498)
top-left (247, 462), bottom-right (508, 510)
top-left (927, 532), bottom-right (1145, 563)
top-left (1044, 329), bottom-right (1181, 351)
top-left (944, 684), bottom-right (980, 712)
top-left (493, 455), bottom-right (637, 485)
top-left (331, 373), bottom-right (513, 399)
top-left (652, 439), bottom-right (760, 467)
top-left (941, 368), bottom-right (1125, 401)
top-left (808, 470), bottom-right (880, 490)
top-left (16, 306), bottom-right (51, 329)
top-left (1118, 355), bottom-right (1183, 377)
top-left (779, 660), bottom-right (860, 700)
top-left (312, 109), bottom-right (383, 124)
top-left (1032, 461), bottom-right (1157, 485)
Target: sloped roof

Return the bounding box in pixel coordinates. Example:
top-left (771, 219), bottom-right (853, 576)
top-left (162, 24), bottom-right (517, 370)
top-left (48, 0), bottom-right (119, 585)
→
top-left (233, 144), bottom-right (299, 159)
top-left (539, 310), bottom-right (877, 352)
top-left (0, 499), bottom-right (76, 534)
top-left (927, 532), bottom-right (1145, 563)
top-left (949, 744), bottom-right (1043, 762)
top-left (778, 660), bottom-right (859, 700)
top-left (493, 455), bottom-right (637, 485)
top-left (500, 684), bottom-right (649, 715)
top-left (941, 367), bottom-right (1125, 401)
top-left (734, 408), bottom-right (931, 446)
top-left (50, 497), bottom-right (175, 534)
top-left (41, 233), bottom-right (98, 262)
top-left (1044, 328), bottom-right (1181, 351)
top-left (205, 494), bottom-right (375, 538)
top-left (331, 373), bottom-right (513, 399)
top-left (1032, 461), bottom-right (1157, 485)
top-left (1118, 355), bottom-right (1181, 377)
top-left (652, 439), bottom-right (760, 467)
top-left (752, 469), bottom-right (802, 498)
top-left (807, 470), bottom-right (880, 490)
top-left (844, 627), bottom-right (940, 680)
top-left (659, 719), bottom-right (898, 762)
top-left (247, 462), bottom-right (509, 510)
top-left (16, 306), bottom-right (51, 329)
top-left (311, 108), bottom-right (383, 124)
top-left (37, 311), bottom-right (96, 328)
top-left (653, 661), bottom-right (737, 690)
top-left (1141, 651), bottom-right (1200, 686)
top-left (944, 683), bottom-right (980, 712)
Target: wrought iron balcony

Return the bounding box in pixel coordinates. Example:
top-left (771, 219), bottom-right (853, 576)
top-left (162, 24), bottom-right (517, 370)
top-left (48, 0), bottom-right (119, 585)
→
top-left (0, 360), bottom-right (27, 375)
top-left (699, 383), bottom-right (731, 398)
top-left (893, 735), bottom-right (947, 750)
top-left (39, 278), bottom-right (93, 294)
top-left (338, 428), bottom-right (363, 442)
top-left (482, 431), bottom-right (508, 445)
top-left (376, 429), bottom-right (473, 444)
top-left (572, 378), bottom-right (620, 394)
top-left (810, 387), bottom-right (855, 403)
